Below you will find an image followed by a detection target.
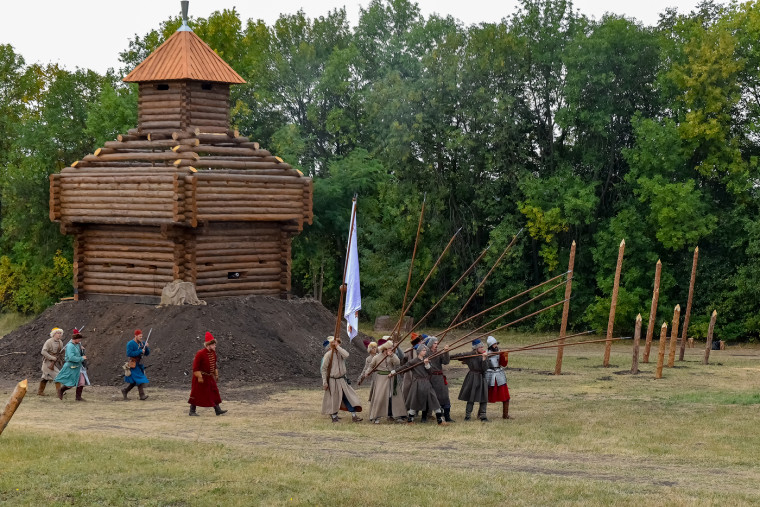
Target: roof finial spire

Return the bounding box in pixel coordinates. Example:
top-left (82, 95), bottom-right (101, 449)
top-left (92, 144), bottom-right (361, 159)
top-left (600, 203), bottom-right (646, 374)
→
top-left (179, 1), bottom-right (192, 31)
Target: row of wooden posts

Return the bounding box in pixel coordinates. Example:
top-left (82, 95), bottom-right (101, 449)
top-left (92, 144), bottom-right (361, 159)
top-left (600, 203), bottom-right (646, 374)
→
top-left (553, 240), bottom-right (719, 378)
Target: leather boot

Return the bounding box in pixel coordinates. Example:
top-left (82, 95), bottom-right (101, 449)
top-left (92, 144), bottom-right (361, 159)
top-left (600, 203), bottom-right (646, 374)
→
top-left (330, 413), bottom-right (340, 423)
top-left (351, 413), bottom-right (363, 423)
top-left (214, 404), bottom-right (228, 416)
top-left (57, 385), bottom-right (69, 400)
top-left (503, 401), bottom-right (511, 419)
top-left (464, 402), bottom-right (474, 421)
top-left (121, 384), bottom-right (135, 400)
top-left (37, 380), bottom-right (48, 396)
top-left (75, 386), bottom-right (85, 401)
top-left (436, 411), bottom-right (448, 426)
top-left (406, 414), bottom-right (415, 425)
top-left (444, 407), bottom-right (455, 423)
top-left (189, 405), bottom-right (198, 416)
top-left (137, 384), bottom-right (149, 401)
top-left (420, 410), bottom-right (428, 423)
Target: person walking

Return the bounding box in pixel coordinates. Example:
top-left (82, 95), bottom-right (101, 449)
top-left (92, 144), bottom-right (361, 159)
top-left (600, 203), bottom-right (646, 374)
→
top-left (54, 329), bottom-right (89, 401)
top-left (188, 332), bottom-right (227, 416)
top-left (39, 327), bottom-right (64, 396)
top-left (321, 335), bottom-right (363, 423)
top-left (122, 329), bottom-right (151, 401)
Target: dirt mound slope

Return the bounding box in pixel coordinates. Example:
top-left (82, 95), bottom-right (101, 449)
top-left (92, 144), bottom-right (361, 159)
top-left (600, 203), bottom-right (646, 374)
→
top-left (0, 297), bottom-right (371, 386)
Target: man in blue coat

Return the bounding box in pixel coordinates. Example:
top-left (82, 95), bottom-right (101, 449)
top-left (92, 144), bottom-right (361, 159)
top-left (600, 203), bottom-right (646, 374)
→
top-left (55, 330), bottom-right (87, 401)
top-left (122, 329), bottom-right (150, 401)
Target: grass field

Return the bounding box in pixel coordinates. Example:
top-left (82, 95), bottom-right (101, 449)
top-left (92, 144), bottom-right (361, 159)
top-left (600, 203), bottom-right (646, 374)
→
top-left (1, 332), bottom-right (759, 506)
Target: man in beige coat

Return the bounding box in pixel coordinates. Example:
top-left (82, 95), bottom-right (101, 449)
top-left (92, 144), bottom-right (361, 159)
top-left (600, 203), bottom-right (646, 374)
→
top-left (321, 336), bottom-right (363, 423)
top-left (39, 327), bottom-right (64, 396)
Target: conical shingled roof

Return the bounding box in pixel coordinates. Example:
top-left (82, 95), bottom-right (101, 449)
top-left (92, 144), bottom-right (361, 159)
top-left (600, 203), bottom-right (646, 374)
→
top-left (123, 29), bottom-right (245, 84)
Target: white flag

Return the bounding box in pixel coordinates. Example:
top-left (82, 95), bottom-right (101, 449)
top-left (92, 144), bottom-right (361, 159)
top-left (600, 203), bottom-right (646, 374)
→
top-left (344, 200), bottom-right (361, 341)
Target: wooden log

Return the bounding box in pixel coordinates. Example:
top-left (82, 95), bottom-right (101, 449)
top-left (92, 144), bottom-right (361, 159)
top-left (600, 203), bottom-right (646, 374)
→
top-left (194, 173), bottom-right (301, 183)
top-left (139, 99), bottom-right (183, 109)
top-left (85, 266), bottom-right (174, 276)
top-left (83, 278), bottom-right (171, 288)
top-left (0, 379), bottom-right (28, 437)
top-left (140, 114), bottom-right (185, 123)
top-left (82, 152), bottom-right (197, 163)
top-left (82, 285), bottom-right (162, 295)
top-left (139, 120), bottom-right (185, 130)
top-left (554, 241), bottom-right (576, 375)
top-left (194, 188), bottom-right (303, 197)
top-left (61, 188), bottom-right (177, 198)
top-left (667, 305), bottom-right (681, 368)
top-left (190, 111), bottom-right (229, 121)
top-left (195, 253), bottom-right (282, 263)
top-left (117, 134), bottom-right (145, 142)
top-left (194, 281), bottom-right (280, 292)
top-left (197, 208), bottom-right (302, 217)
top-left (63, 203), bottom-right (173, 213)
top-left (196, 267), bottom-right (281, 279)
top-left (603, 239), bottom-right (625, 367)
top-left (199, 155), bottom-right (283, 163)
top-left (174, 145), bottom-right (271, 157)
top-left (85, 230), bottom-right (165, 240)
top-left (185, 103), bottom-right (229, 114)
top-left (83, 272), bottom-right (173, 282)
top-left (679, 246), bottom-right (699, 361)
top-left (188, 90), bottom-right (230, 102)
top-left (82, 249), bottom-right (174, 261)
top-left (643, 259), bottom-right (662, 363)
top-left (200, 288), bottom-right (280, 297)
top-left (85, 256), bottom-right (172, 268)
top-left (94, 148), bottom-right (116, 156)
top-left (238, 142), bottom-right (261, 150)
top-left (66, 217), bottom-right (176, 226)
top-left (655, 322), bottom-right (668, 379)
top-left (194, 126), bottom-right (230, 134)
top-left (631, 314), bottom-right (642, 374)
top-left (189, 120), bottom-right (229, 129)
top-left (139, 91), bottom-right (184, 100)
top-left (193, 161), bottom-right (295, 171)
top-left (147, 131), bottom-right (182, 140)
top-left (703, 310), bottom-right (718, 365)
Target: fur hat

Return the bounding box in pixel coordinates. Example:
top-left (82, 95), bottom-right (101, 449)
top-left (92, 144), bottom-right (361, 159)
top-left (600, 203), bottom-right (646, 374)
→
top-left (486, 336), bottom-right (498, 348)
top-left (410, 333), bottom-right (423, 346)
top-left (471, 339), bottom-right (483, 350)
top-left (377, 336), bottom-right (391, 346)
top-left (135, 329), bottom-right (142, 336)
top-left (367, 341), bottom-right (378, 352)
top-left (204, 331), bottom-right (216, 345)
top-left (72, 328), bottom-right (83, 339)
top-left (416, 343), bottom-right (429, 357)
top-left (378, 340), bottom-right (395, 352)
top-left (50, 327), bottom-right (63, 338)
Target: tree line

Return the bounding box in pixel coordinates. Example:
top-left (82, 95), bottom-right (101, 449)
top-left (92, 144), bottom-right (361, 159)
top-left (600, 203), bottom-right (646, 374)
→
top-left (0, 0), bottom-right (758, 340)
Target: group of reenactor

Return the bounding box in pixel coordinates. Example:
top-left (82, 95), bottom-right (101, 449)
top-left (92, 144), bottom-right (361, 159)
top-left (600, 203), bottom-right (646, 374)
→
top-left (38, 327), bottom-right (227, 416)
top-left (320, 332), bottom-right (511, 424)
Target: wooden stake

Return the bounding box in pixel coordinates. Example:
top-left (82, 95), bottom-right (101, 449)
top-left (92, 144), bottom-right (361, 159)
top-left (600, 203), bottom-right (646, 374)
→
top-left (631, 314), bottom-right (642, 374)
top-left (679, 247), bottom-right (699, 361)
top-left (655, 323), bottom-right (668, 379)
top-left (0, 379), bottom-right (27, 437)
top-left (703, 310), bottom-right (718, 365)
top-left (555, 240), bottom-right (576, 375)
top-left (643, 259), bottom-right (661, 363)
top-left (667, 305), bottom-right (681, 367)
top-left (603, 239), bottom-right (625, 367)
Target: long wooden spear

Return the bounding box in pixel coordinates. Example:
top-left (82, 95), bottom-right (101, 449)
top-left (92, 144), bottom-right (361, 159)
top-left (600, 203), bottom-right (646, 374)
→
top-left (392, 194), bottom-right (426, 337)
top-left (325, 196), bottom-right (358, 391)
top-left (438, 229), bottom-right (523, 342)
top-left (450, 336), bottom-right (633, 360)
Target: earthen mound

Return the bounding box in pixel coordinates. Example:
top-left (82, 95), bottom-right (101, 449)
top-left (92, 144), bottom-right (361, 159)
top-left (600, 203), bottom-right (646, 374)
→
top-left (0, 297), bottom-right (371, 386)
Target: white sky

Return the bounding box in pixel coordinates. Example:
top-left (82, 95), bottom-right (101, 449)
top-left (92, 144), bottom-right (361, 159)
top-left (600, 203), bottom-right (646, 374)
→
top-left (2, 0), bottom-right (708, 74)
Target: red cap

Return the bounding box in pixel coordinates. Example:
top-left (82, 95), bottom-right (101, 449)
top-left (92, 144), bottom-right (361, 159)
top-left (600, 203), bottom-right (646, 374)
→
top-left (135, 329), bottom-right (142, 336)
top-left (205, 331), bottom-right (216, 344)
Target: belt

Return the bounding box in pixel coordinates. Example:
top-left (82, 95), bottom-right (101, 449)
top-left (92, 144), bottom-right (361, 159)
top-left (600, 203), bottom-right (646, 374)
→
top-left (431, 370), bottom-right (444, 375)
top-left (376, 370), bottom-right (391, 375)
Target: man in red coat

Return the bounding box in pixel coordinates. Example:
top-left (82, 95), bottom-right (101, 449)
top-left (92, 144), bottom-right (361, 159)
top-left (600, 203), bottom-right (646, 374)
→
top-left (188, 332), bottom-right (227, 416)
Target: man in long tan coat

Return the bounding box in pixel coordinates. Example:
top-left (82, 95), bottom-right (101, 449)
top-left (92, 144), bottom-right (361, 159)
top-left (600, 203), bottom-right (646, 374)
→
top-left (39, 327), bottom-right (64, 396)
top-left (321, 335), bottom-right (363, 423)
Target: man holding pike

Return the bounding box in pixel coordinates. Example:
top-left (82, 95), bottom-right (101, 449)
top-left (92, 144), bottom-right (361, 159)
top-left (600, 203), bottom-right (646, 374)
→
top-left (122, 329), bottom-right (151, 401)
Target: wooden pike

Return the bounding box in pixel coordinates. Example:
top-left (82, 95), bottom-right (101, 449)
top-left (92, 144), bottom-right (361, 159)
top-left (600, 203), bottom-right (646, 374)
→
top-left (655, 322), bottom-right (668, 379)
top-left (392, 194), bottom-right (426, 337)
top-left (555, 240), bottom-right (576, 375)
top-left (667, 305), bottom-right (681, 368)
top-left (603, 239), bottom-right (625, 367)
top-left (438, 228), bottom-right (523, 342)
top-left (0, 379), bottom-right (27, 437)
top-left (642, 259), bottom-right (662, 363)
top-left (679, 247), bottom-right (699, 361)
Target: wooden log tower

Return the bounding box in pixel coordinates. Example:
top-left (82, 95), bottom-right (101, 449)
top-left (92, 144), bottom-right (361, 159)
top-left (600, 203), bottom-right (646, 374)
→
top-left (49, 10), bottom-right (313, 303)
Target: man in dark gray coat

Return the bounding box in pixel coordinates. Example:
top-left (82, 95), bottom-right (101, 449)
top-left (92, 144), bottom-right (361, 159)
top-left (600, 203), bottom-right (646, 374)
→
top-left (451, 339), bottom-right (489, 421)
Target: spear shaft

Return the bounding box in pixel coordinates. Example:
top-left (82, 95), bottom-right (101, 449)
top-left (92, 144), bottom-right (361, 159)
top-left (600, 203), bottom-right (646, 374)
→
top-left (392, 195), bottom-right (426, 337)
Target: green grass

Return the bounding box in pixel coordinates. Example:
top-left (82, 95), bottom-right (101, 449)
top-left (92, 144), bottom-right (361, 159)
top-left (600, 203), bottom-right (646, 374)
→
top-left (1, 332), bottom-right (759, 506)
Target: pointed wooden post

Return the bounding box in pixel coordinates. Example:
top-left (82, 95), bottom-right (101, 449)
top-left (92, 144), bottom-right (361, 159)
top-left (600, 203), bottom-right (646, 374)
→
top-left (667, 305), bottom-right (681, 367)
top-left (643, 259), bottom-right (661, 363)
top-left (631, 314), bottom-right (642, 374)
top-left (554, 240), bottom-right (576, 375)
top-left (703, 310), bottom-right (718, 365)
top-left (679, 247), bottom-right (699, 361)
top-left (655, 323), bottom-right (668, 379)
top-left (0, 379), bottom-right (28, 437)
top-left (603, 239), bottom-right (625, 367)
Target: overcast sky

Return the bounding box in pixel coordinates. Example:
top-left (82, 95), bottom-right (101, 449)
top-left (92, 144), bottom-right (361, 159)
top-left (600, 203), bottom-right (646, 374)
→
top-left (3, 0), bottom-right (708, 74)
